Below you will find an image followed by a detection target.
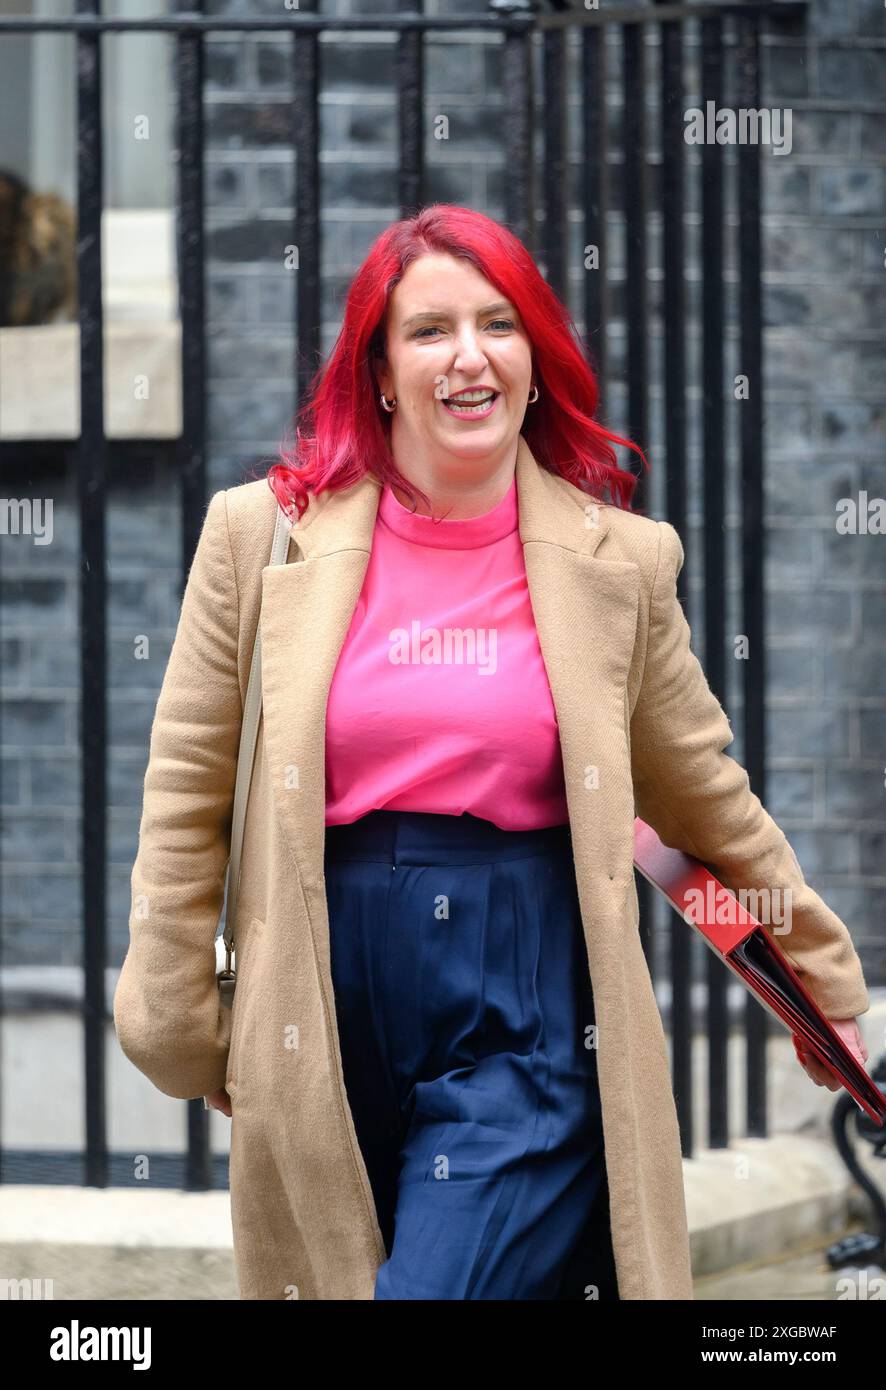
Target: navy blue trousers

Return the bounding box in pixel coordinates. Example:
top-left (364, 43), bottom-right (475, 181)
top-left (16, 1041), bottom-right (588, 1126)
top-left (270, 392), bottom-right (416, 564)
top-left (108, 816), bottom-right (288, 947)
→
top-left (324, 808), bottom-right (619, 1302)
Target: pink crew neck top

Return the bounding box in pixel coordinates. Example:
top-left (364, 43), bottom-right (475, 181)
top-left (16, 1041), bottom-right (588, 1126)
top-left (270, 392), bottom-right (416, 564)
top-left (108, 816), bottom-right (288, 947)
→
top-left (324, 472), bottom-right (570, 831)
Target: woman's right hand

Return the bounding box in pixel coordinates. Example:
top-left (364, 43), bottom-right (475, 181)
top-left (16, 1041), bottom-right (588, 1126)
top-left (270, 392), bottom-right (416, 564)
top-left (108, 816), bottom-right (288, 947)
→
top-left (203, 1086), bottom-right (233, 1117)
top-left (792, 1019), bottom-right (867, 1093)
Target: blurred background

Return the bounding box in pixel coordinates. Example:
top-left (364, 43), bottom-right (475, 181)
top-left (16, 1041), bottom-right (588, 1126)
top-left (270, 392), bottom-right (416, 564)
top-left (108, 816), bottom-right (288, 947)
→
top-left (0, 0), bottom-right (884, 1300)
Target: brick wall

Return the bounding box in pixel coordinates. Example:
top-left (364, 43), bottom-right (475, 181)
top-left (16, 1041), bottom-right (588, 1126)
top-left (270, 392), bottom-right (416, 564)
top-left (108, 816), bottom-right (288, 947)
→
top-left (1, 0), bottom-right (883, 991)
top-left (747, 0), bottom-right (884, 988)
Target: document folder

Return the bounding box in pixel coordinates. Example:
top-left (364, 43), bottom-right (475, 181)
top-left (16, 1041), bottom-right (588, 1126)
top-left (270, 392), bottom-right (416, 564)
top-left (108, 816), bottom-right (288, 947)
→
top-left (633, 817), bottom-right (886, 1126)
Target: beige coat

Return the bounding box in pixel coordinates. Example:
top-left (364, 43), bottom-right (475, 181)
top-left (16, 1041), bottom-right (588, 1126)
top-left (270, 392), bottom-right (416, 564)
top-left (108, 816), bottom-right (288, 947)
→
top-left (113, 435), bottom-right (870, 1300)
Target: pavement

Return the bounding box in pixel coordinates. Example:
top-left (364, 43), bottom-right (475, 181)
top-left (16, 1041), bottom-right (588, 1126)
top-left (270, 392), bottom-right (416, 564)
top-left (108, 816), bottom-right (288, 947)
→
top-left (1, 1128), bottom-right (884, 1300)
top-left (2, 986), bottom-right (883, 1301)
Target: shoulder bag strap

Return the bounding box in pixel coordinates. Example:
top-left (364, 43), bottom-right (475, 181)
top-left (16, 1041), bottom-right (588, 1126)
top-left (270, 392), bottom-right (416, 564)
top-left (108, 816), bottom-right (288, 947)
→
top-left (218, 502), bottom-right (292, 1007)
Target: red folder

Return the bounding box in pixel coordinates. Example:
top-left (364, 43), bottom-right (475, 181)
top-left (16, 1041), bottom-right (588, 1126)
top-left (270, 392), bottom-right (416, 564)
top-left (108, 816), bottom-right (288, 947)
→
top-left (633, 817), bottom-right (886, 1126)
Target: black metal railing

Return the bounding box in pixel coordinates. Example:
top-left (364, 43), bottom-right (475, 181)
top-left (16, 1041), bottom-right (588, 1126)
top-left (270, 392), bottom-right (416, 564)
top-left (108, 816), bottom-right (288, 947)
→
top-left (0, 0), bottom-right (804, 1190)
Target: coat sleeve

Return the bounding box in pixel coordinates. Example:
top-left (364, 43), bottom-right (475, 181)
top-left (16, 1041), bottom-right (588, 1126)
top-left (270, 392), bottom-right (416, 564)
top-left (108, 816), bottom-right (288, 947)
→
top-left (113, 489), bottom-right (242, 1099)
top-left (630, 520), bottom-right (870, 1021)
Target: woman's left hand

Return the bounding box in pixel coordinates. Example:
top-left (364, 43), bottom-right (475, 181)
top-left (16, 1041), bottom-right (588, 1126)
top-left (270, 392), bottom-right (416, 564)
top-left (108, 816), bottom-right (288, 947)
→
top-left (792, 1018), bottom-right (868, 1092)
top-left (203, 1086), bottom-right (233, 1117)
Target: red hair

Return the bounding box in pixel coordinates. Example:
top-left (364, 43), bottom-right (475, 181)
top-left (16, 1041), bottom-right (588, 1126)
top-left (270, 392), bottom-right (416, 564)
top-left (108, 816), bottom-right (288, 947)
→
top-left (265, 204), bottom-right (648, 522)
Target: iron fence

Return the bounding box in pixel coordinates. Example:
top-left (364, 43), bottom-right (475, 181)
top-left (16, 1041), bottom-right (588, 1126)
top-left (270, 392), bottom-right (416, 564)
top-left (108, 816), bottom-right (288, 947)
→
top-left (0, 0), bottom-right (805, 1189)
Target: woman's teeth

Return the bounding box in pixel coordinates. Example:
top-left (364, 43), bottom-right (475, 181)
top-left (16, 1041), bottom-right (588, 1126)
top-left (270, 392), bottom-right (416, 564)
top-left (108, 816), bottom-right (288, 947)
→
top-left (444, 392), bottom-right (497, 414)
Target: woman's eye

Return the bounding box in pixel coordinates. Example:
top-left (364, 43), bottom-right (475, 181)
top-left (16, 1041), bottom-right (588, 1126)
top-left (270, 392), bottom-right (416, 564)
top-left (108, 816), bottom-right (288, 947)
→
top-left (413, 319), bottom-right (514, 339)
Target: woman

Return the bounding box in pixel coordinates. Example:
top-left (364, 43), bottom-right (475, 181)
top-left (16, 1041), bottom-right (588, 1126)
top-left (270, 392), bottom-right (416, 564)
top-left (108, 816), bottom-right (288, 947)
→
top-left (113, 205), bottom-right (870, 1301)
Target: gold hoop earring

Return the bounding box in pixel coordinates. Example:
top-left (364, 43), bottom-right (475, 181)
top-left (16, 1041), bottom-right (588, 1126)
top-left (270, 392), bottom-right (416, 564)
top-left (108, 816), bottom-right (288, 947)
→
top-left (380, 393), bottom-right (397, 413)
top-left (528, 385), bottom-right (539, 404)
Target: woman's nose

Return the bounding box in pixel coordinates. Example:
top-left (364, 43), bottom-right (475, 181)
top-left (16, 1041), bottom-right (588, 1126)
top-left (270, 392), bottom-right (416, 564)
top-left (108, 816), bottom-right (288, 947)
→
top-left (451, 338), bottom-right (488, 370)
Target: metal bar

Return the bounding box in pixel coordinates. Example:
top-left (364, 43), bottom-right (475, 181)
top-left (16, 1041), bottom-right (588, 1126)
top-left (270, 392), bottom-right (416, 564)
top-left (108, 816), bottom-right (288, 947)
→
top-left (76, 0), bottom-right (108, 1192)
top-left (622, 22), bottom-right (658, 1023)
top-left (700, 12), bottom-right (729, 1150)
top-left (0, 442), bottom-right (179, 463)
top-left (541, 24), bottom-right (567, 300)
top-left (582, 24), bottom-right (610, 392)
top-left (497, 4), bottom-right (536, 251)
top-left (177, 24), bottom-right (207, 575)
top-left (293, 2), bottom-right (321, 411)
top-left (0, 4), bottom-right (808, 35)
top-left (661, 15), bottom-right (693, 1159)
top-left (397, 0), bottom-right (425, 217)
top-left (536, 1), bottom-right (806, 26)
top-left (0, 13), bottom-right (542, 33)
top-left (661, 23), bottom-right (689, 541)
top-left (736, 13), bottom-right (768, 1142)
top-left (622, 22), bottom-right (649, 506)
top-left (174, 1), bottom-right (213, 1191)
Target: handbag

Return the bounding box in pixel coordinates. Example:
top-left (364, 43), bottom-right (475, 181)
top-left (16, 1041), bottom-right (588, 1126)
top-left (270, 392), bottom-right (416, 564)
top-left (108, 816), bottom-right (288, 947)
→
top-left (215, 501), bottom-right (293, 1009)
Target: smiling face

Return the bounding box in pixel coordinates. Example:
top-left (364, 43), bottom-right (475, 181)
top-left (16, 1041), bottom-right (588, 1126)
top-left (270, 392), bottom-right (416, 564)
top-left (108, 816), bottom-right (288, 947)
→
top-left (374, 253), bottom-right (534, 477)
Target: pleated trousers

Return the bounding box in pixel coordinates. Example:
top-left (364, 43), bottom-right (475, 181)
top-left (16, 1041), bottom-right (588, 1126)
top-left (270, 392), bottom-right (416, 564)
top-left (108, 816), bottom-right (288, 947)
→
top-left (323, 808), bottom-right (619, 1301)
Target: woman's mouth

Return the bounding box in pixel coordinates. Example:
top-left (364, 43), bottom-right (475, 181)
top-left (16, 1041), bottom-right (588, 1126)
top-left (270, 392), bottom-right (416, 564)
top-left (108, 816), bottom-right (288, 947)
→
top-left (440, 390), bottom-right (499, 419)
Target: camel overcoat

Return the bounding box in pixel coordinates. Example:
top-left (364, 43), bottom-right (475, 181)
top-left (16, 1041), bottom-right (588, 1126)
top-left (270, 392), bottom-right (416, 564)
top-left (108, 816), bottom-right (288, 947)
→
top-left (113, 435), bottom-right (870, 1300)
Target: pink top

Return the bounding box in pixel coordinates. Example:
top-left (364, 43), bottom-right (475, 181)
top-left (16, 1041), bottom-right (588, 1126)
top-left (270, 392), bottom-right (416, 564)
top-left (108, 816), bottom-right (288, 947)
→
top-left (324, 471), bottom-right (570, 830)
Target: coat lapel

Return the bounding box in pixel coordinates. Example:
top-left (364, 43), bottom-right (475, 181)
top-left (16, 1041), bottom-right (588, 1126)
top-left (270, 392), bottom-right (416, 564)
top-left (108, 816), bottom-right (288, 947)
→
top-left (258, 436), bottom-right (641, 901)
